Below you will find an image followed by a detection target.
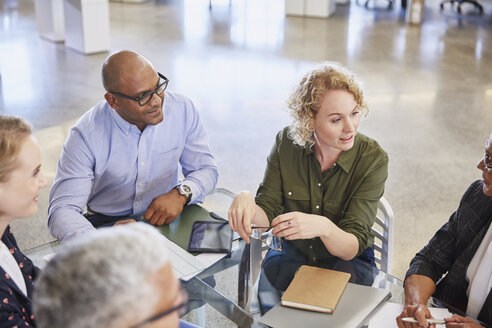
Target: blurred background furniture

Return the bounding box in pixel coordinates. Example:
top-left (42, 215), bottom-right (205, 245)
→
top-left (355, 0), bottom-right (394, 9)
top-left (440, 0), bottom-right (484, 14)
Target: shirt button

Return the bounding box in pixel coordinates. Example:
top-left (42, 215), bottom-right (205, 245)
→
top-left (141, 162), bottom-right (145, 166)
top-left (309, 245), bottom-right (313, 249)
top-left (316, 205), bottom-right (320, 209)
top-left (312, 257), bottom-right (316, 261)
top-left (138, 183), bottom-right (142, 187)
top-left (333, 163), bottom-right (337, 167)
top-left (317, 183), bottom-right (321, 187)
top-left (136, 202), bottom-right (140, 206)
top-left (288, 191), bottom-right (292, 196)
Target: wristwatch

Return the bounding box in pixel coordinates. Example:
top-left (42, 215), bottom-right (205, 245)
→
top-left (174, 184), bottom-right (192, 205)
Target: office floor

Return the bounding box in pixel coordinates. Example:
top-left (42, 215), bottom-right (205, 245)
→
top-left (1, 0), bottom-right (492, 323)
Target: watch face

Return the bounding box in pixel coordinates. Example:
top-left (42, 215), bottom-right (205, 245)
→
top-left (181, 185), bottom-right (191, 194)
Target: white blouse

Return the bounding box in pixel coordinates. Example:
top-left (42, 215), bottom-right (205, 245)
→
top-left (0, 240), bottom-right (27, 296)
top-left (466, 222), bottom-right (492, 319)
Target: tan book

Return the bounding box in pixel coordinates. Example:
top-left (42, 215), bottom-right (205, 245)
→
top-left (280, 265), bottom-right (351, 314)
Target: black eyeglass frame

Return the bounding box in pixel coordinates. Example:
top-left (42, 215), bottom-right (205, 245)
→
top-left (108, 72), bottom-right (169, 106)
top-left (130, 283), bottom-right (188, 328)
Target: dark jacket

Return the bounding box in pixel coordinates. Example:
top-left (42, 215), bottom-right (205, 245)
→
top-left (406, 180), bottom-right (492, 326)
top-left (0, 226), bottom-right (38, 327)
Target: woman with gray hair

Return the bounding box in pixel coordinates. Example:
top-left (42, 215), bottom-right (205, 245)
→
top-left (228, 63), bottom-right (388, 290)
top-left (0, 115), bottom-right (48, 327)
top-left (33, 222), bottom-right (196, 328)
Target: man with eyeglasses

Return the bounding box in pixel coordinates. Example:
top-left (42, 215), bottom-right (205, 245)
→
top-left (34, 222), bottom-right (199, 328)
top-left (48, 50), bottom-right (218, 243)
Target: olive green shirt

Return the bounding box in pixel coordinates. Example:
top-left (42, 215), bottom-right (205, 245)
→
top-left (255, 127), bottom-right (388, 261)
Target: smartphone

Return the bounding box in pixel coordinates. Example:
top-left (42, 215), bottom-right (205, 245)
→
top-left (188, 221), bottom-right (233, 253)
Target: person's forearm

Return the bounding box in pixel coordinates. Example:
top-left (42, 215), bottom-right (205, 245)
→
top-left (404, 274), bottom-right (436, 306)
top-left (48, 208), bottom-right (95, 243)
top-left (319, 218), bottom-right (359, 260)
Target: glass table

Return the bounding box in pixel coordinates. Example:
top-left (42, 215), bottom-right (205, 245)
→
top-left (24, 188), bottom-right (414, 328)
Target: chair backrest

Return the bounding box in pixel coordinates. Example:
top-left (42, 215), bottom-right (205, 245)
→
top-left (372, 196), bottom-right (394, 274)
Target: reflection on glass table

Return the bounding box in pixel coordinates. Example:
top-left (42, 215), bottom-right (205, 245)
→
top-left (23, 188), bottom-right (452, 328)
top-left (24, 188), bottom-right (261, 327)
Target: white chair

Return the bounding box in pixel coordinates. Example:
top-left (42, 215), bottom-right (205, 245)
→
top-left (372, 196), bottom-right (394, 274)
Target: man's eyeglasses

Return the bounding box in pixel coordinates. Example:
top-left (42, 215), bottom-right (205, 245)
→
top-left (131, 283), bottom-right (188, 328)
top-left (250, 225), bottom-right (283, 252)
top-left (108, 72), bottom-right (169, 106)
top-left (483, 153), bottom-right (492, 172)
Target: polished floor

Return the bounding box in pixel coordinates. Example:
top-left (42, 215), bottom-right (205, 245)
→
top-left (1, 0), bottom-right (492, 312)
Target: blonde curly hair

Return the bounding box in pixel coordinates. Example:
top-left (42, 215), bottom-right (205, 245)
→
top-left (287, 62), bottom-right (368, 147)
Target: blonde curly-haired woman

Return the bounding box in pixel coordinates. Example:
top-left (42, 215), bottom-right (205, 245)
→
top-left (228, 63), bottom-right (388, 290)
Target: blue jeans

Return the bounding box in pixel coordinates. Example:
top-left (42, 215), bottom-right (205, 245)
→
top-left (262, 240), bottom-right (377, 291)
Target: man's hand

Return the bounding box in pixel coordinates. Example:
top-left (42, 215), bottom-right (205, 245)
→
top-left (396, 303), bottom-right (435, 328)
top-left (445, 315), bottom-right (484, 328)
top-left (144, 189), bottom-right (187, 226)
top-left (113, 218), bottom-right (136, 226)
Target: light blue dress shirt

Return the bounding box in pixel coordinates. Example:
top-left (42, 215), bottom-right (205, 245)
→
top-left (48, 91), bottom-right (218, 242)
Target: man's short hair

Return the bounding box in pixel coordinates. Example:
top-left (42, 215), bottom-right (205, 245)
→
top-left (33, 223), bottom-right (170, 328)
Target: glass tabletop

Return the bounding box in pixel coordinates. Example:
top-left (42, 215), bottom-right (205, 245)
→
top-left (24, 188), bottom-right (410, 328)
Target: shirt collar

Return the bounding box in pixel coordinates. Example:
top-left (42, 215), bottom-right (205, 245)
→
top-left (108, 103), bottom-right (132, 132)
top-left (107, 102), bottom-right (145, 135)
top-left (304, 133), bottom-right (360, 174)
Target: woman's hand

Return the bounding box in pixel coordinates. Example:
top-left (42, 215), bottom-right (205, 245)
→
top-left (228, 191), bottom-right (257, 243)
top-left (271, 212), bottom-right (330, 240)
top-left (396, 303), bottom-right (435, 328)
top-left (445, 315), bottom-right (484, 328)
top-left (272, 211), bottom-right (359, 259)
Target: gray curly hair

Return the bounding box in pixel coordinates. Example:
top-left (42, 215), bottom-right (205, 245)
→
top-left (287, 62), bottom-right (368, 147)
top-left (33, 223), bottom-right (170, 328)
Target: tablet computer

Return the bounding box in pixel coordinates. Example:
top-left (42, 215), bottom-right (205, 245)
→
top-left (188, 221), bottom-right (233, 253)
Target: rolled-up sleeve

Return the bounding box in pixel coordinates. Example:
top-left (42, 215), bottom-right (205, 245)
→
top-left (338, 151), bottom-right (388, 255)
top-left (255, 133), bottom-right (285, 223)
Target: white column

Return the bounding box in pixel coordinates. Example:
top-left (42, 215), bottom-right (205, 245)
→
top-left (34, 0), bottom-right (65, 42)
top-left (64, 0), bottom-right (110, 54)
top-left (285, 0), bottom-right (305, 16)
top-left (305, 0), bottom-right (336, 17)
top-left (285, 0), bottom-right (336, 18)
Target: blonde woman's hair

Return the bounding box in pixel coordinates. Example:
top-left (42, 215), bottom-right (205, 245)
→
top-left (287, 62), bottom-right (368, 147)
top-left (0, 115), bottom-right (31, 182)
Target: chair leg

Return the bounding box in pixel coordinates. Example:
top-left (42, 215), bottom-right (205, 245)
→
top-left (458, 0), bottom-right (484, 14)
top-left (440, 0), bottom-right (455, 10)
